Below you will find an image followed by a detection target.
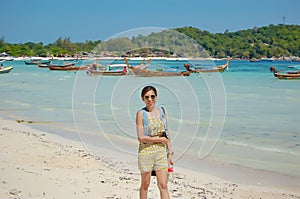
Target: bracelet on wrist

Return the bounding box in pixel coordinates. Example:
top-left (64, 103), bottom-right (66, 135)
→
top-left (168, 152), bottom-right (174, 155)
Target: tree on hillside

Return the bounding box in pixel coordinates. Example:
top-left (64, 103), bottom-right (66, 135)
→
top-left (0, 25), bottom-right (299, 58)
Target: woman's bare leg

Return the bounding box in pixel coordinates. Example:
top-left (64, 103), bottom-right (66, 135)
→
top-left (140, 172), bottom-right (151, 199)
top-left (155, 170), bottom-right (170, 199)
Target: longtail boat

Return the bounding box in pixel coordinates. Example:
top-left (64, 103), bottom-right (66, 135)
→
top-left (88, 61), bottom-right (127, 76)
top-left (49, 65), bottom-right (87, 71)
top-left (24, 60), bottom-right (50, 65)
top-left (0, 66), bottom-right (13, 74)
top-left (39, 62), bottom-right (76, 68)
top-left (124, 57), bottom-right (151, 70)
top-left (89, 70), bottom-right (126, 76)
top-left (270, 66), bottom-right (300, 80)
top-left (38, 63), bottom-right (51, 68)
top-left (184, 57), bottom-right (231, 73)
top-left (129, 66), bottom-right (190, 77)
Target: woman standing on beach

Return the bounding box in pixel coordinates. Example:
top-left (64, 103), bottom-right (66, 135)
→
top-left (136, 86), bottom-right (174, 199)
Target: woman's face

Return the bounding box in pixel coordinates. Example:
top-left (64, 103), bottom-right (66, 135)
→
top-left (143, 90), bottom-right (157, 107)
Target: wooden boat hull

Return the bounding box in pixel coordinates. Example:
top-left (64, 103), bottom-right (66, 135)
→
top-left (39, 62), bottom-right (75, 68)
top-left (0, 66), bottom-right (13, 74)
top-left (270, 66), bottom-right (300, 79)
top-left (25, 60), bottom-right (50, 65)
top-left (89, 70), bottom-right (125, 76)
top-left (124, 57), bottom-right (151, 69)
top-left (129, 67), bottom-right (190, 77)
top-left (55, 63), bottom-right (76, 67)
top-left (274, 72), bottom-right (300, 79)
top-left (38, 64), bottom-right (50, 68)
top-left (185, 57), bottom-right (230, 73)
top-left (193, 66), bottom-right (228, 73)
top-left (49, 66), bottom-right (87, 71)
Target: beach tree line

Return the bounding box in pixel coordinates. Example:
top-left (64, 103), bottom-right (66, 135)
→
top-left (0, 37), bottom-right (101, 57)
top-left (0, 24), bottom-right (299, 59)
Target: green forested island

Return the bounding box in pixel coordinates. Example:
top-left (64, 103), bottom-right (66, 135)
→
top-left (0, 24), bottom-right (299, 59)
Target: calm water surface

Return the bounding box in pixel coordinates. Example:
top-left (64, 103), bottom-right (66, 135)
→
top-left (1, 59), bottom-right (300, 184)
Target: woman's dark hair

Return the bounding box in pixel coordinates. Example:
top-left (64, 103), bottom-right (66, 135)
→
top-left (141, 86), bottom-right (157, 98)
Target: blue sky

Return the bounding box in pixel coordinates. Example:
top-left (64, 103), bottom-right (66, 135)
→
top-left (1, 0), bottom-right (299, 44)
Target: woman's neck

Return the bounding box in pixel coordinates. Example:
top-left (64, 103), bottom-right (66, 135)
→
top-left (145, 105), bottom-right (156, 112)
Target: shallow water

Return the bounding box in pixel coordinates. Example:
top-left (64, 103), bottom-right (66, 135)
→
top-left (1, 59), bottom-right (300, 183)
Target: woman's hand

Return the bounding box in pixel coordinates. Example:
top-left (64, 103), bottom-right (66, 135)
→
top-left (168, 155), bottom-right (174, 165)
top-left (159, 137), bottom-right (169, 144)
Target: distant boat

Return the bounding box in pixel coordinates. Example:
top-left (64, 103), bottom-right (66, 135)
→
top-left (49, 65), bottom-right (87, 71)
top-left (287, 65), bottom-right (300, 70)
top-left (0, 52), bottom-right (14, 61)
top-left (124, 57), bottom-right (190, 77)
top-left (249, 58), bottom-right (261, 62)
top-left (25, 60), bottom-right (50, 65)
top-left (129, 66), bottom-right (190, 77)
top-left (89, 70), bottom-right (126, 76)
top-left (124, 57), bottom-right (151, 69)
top-left (106, 63), bottom-right (128, 70)
top-left (38, 63), bottom-right (51, 68)
top-left (0, 66), bottom-right (13, 74)
top-left (88, 58), bottom-right (152, 76)
top-left (261, 58), bottom-right (274, 62)
top-left (270, 66), bottom-right (300, 80)
top-left (184, 57), bottom-right (230, 73)
top-left (39, 62), bottom-right (76, 68)
top-left (88, 62), bottom-right (127, 76)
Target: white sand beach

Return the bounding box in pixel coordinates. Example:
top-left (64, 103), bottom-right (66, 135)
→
top-left (1, 118), bottom-right (300, 199)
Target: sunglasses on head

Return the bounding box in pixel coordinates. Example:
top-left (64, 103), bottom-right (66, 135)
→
top-left (144, 95), bottom-right (156, 100)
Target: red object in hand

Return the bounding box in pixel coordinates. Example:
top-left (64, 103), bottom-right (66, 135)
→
top-left (168, 165), bottom-right (174, 181)
top-left (168, 167), bottom-right (173, 172)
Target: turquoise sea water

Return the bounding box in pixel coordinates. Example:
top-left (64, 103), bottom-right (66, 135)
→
top-left (1, 59), bottom-right (300, 187)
